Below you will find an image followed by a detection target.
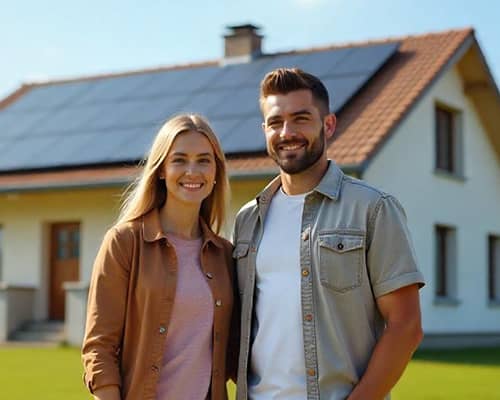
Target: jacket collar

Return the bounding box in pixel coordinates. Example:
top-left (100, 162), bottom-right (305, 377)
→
top-left (142, 208), bottom-right (223, 248)
top-left (256, 160), bottom-right (344, 204)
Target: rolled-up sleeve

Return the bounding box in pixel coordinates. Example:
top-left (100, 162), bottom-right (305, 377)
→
top-left (367, 195), bottom-right (425, 298)
top-left (82, 227), bottom-right (132, 394)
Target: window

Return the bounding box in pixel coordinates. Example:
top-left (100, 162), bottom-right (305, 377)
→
top-left (435, 105), bottom-right (463, 176)
top-left (489, 235), bottom-right (500, 302)
top-left (435, 225), bottom-right (457, 300)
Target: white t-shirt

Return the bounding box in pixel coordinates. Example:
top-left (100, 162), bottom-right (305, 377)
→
top-left (248, 188), bottom-right (307, 400)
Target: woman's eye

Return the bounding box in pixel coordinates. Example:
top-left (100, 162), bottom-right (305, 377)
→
top-left (171, 158), bottom-right (184, 163)
top-left (199, 158), bottom-right (212, 163)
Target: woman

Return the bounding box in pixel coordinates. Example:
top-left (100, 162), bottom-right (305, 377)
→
top-left (82, 114), bottom-right (238, 400)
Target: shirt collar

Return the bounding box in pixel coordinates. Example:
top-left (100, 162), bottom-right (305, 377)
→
top-left (142, 208), bottom-right (223, 248)
top-left (256, 160), bottom-right (344, 204)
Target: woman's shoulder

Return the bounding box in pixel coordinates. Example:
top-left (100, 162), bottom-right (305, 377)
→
top-left (105, 219), bottom-right (142, 244)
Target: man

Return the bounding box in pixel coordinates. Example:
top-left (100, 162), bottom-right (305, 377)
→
top-left (232, 68), bottom-right (425, 400)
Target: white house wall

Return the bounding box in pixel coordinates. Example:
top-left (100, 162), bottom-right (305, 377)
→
top-left (0, 188), bottom-right (121, 320)
top-left (363, 65), bottom-right (500, 334)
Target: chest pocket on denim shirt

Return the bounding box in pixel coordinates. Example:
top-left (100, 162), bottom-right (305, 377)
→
top-left (318, 232), bottom-right (364, 293)
top-left (233, 241), bottom-right (250, 295)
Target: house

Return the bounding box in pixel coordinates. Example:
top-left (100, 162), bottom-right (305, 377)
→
top-left (0, 25), bottom-right (499, 347)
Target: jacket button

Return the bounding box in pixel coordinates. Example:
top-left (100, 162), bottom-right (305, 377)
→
top-left (151, 365), bottom-right (159, 373)
top-left (301, 269), bottom-right (310, 277)
top-left (159, 326), bottom-right (167, 334)
top-left (206, 272), bottom-right (213, 279)
top-left (307, 368), bottom-right (316, 376)
top-left (337, 243), bottom-right (344, 250)
top-left (215, 299), bottom-right (222, 307)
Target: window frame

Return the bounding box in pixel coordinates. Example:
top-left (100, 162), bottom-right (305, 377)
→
top-left (488, 235), bottom-right (500, 305)
top-left (434, 103), bottom-right (464, 179)
top-left (434, 224), bottom-right (459, 305)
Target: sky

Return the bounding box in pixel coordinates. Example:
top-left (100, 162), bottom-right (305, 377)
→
top-left (1, 0), bottom-right (499, 100)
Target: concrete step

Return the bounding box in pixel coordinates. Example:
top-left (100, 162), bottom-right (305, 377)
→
top-left (9, 320), bottom-right (66, 344)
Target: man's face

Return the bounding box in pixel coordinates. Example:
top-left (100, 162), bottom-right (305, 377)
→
top-left (261, 89), bottom-right (333, 174)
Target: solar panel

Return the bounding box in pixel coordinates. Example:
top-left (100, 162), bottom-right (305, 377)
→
top-left (292, 47), bottom-right (354, 77)
top-left (1, 109), bottom-right (52, 139)
top-left (141, 65), bottom-right (221, 96)
top-left (0, 41), bottom-right (399, 172)
top-left (221, 116), bottom-right (265, 153)
top-left (322, 75), bottom-right (372, 112)
top-left (330, 43), bottom-right (399, 76)
top-left (72, 74), bottom-right (155, 105)
top-left (5, 81), bottom-right (92, 111)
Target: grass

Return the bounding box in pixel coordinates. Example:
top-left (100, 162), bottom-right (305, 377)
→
top-left (0, 345), bottom-right (498, 399)
top-left (392, 347), bottom-right (500, 399)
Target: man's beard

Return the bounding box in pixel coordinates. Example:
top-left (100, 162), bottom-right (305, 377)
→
top-left (269, 127), bottom-right (325, 174)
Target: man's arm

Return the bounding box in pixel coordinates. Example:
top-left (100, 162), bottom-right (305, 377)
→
top-left (347, 283), bottom-right (423, 400)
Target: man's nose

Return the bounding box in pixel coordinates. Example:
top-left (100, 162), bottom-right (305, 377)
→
top-left (279, 121), bottom-right (295, 139)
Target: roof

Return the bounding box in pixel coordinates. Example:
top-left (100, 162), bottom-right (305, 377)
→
top-left (1, 27), bottom-right (497, 192)
top-left (0, 41), bottom-right (398, 173)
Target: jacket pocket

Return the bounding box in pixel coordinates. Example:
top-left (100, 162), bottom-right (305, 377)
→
top-left (318, 233), bottom-right (364, 293)
top-left (233, 241), bottom-right (250, 295)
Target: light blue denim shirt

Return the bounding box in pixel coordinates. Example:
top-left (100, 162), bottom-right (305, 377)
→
top-left (233, 161), bottom-right (425, 400)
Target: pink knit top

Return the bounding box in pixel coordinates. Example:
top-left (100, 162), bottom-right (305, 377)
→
top-left (156, 234), bottom-right (214, 400)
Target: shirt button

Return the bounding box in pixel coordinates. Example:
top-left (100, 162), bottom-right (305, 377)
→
top-left (304, 314), bottom-right (313, 322)
top-left (151, 365), bottom-right (159, 373)
top-left (301, 230), bottom-right (309, 241)
top-left (307, 368), bottom-right (316, 376)
top-left (337, 243), bottom-right (344, 250)
top-left (159, 326), bottom-right (167, 334)
top-left (215, 299), bottom-right (222, 307)
top-left (206, 272), bottom-right (213, 279)
top-left (301, 269), bottom-right (310, 277)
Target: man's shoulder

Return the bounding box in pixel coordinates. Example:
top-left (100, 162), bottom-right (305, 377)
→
top-left (236, 198), bottom-right (259, 219)
top-left (340, 175), bottom-right (390, 205)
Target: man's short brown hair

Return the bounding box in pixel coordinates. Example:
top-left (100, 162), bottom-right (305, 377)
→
top-left (259, 68), bottom-right (330, 116)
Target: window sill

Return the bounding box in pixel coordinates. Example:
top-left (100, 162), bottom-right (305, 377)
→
top-left (433, 169), bottom-right (466, 182)
top-left (488, 299), bottom-right (500, 308)
top-left (433, 297), bottom-right (461, 307)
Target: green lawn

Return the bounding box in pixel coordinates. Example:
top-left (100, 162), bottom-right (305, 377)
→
top-left (0, 346), bottom-right (499, 399)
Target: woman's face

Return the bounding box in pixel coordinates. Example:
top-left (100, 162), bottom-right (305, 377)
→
top-left (160, 130), bottom-right (217, 209)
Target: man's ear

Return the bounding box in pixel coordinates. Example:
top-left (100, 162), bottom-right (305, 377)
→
top-left (324, 113), bottom-right (337, 140)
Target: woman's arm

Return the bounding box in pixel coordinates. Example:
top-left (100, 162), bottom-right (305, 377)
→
top-left (93, 385), bottom-right (121, 400)
top-left (82, 227), bottom-right (132, 396)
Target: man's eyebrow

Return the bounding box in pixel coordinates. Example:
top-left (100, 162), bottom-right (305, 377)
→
top-left (266, 109), bottom-right (312, 121)
top-left (290, 109), bottom-right (312, 116)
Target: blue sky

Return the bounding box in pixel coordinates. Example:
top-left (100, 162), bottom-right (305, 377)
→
top-left (1, 0), bottom-right (499, 99)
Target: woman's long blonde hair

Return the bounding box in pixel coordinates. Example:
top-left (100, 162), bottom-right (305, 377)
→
top-left (116, 114), bottom-right (229, 234)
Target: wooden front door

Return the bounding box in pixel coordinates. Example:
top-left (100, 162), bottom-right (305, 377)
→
top-left (49, 223), bottom-right (80, 320)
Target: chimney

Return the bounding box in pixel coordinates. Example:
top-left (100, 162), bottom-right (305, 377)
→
top-left (223, 24), bottom-right (263, 64)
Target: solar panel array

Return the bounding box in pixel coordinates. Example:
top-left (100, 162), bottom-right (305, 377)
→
top-left (0, 42), bottom-right (399, 172)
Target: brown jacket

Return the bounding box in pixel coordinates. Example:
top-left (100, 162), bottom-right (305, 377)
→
top-left (82, 208), bottom-right (238, 400)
